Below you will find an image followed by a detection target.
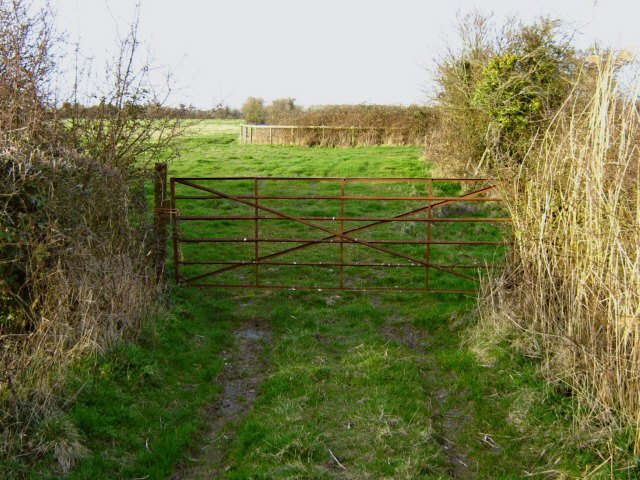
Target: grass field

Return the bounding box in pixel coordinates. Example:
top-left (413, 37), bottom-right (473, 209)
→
top-left (171, 121), bottom-right (508, 293)
top-left (25, 120), bottom-right (610, 479)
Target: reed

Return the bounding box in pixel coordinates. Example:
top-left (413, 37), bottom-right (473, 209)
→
top-left (482, 54), bottom-right (640, 453)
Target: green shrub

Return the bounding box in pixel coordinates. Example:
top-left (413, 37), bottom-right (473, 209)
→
top-left (471, 20), bottom-right (573, 160)
top-left (432, 13), bottom-right (577, 172)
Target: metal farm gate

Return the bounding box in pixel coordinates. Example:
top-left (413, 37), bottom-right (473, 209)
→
top-left (170, 177), bottom-right (510, 293)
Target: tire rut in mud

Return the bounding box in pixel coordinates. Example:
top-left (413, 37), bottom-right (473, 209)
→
top-left (172, 318), bottom-right (271, 480)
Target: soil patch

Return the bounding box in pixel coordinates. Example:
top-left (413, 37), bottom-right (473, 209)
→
top-left (431, 388), bottom-right (475, 478)
top-left (379, 322), bottom-right (432, 351)
top-left (172, 317), bottom-right (271, 480)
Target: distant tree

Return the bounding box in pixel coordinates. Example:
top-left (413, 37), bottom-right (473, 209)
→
top-left (267, 97), bottom-right (299, 123)
top-left (270, 97), bottom-right (296, 112)
top-left (241, 97), bottom-right (266, 124)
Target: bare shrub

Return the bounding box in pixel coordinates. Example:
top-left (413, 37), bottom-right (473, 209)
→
top-left (0, 1), bottom-right (177, 472)
top-left (0, 0), bottom-right (56, 142)
top-left (63, 11), bottom-right (183, 180)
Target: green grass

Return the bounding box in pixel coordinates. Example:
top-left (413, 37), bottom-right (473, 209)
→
top-left (12, 288), bottom-right (232, 479)
top-left (215, 290), bottom-right (586, 479)
top-left (17, 120), bottom-right (609, 479)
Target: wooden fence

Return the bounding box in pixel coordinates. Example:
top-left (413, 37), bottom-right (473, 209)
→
top-left (239, 124), bottom-right (425, 147)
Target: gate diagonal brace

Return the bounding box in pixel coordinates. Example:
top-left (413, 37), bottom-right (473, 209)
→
top-left (175, 180), bottom-right (490, 285)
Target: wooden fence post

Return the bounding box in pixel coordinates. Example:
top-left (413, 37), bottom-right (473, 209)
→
top-left (153, 162), bottom-right (170, 281)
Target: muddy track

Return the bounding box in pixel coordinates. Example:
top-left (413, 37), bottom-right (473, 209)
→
top-left (380, 322), bottom-right (475, 478)
top-left (172, 318), bottom-right (272, 480)
top-left (173, 317), bottom-right (474, 479)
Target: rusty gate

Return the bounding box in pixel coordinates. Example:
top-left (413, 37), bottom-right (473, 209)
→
top-left (170, 177), bottom-right (510, 293)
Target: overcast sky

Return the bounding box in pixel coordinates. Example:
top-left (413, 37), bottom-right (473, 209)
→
top-left (50, 0), bottom-right (640, 109)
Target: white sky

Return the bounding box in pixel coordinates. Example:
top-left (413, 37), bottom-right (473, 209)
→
top-left (50, 0), bottom-right (640, 109)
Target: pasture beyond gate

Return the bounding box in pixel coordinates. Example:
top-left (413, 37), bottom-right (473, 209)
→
top-left (170, 177), bottom-right (510, 293)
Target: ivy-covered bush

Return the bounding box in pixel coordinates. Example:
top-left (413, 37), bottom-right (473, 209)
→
top-left (432, 14), bottom-right (578, 171)
top-left (471, 21), bottom-right (574, 159)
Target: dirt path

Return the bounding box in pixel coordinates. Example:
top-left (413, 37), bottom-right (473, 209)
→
top-left (380, 322), bottom-right (475, 478)
top-left (172, 318), bottom-right (271, 480)
top-left (174, 314), bottom-right (476, 479)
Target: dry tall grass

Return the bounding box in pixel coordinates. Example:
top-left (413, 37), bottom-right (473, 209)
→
top-left (482, 54), bottom-right (640, 452)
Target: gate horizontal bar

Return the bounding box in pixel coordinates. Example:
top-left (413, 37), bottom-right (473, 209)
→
top-left (178, 260), bottom-right (505, 268)
top-left (174, 194), bottom-right (503, 201)
top-left (174, 176), bottom-right (490, 182)
top-left (177, 215), bottom-right (512, 223)
top-left (187, 284), bottom-right (478, 294)
top-left (178, 237), bottom-right (508, 245)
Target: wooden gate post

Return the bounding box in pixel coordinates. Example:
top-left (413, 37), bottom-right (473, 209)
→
top-left (153, 162), bottom-right (170, 280)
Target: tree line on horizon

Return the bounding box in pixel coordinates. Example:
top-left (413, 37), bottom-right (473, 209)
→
top-left (240, 97), bottom-right (436, 131)
top-left (56, 101), bottom-right (243, 120)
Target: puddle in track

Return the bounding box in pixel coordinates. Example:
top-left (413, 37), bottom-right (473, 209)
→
top-left (233, 328), bottom-right (268, 341)
top-left (171, 318), bottom-right (271, 480)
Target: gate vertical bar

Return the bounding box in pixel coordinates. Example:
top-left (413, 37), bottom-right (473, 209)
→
top-left (340, 178), bottom-right (345, 289)
top-left (170, 178), bottom-right (180, 284)
top-left (255, 178), bottom-right (259, 286)
top-left (426, 179), bottom-right (432, 291)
